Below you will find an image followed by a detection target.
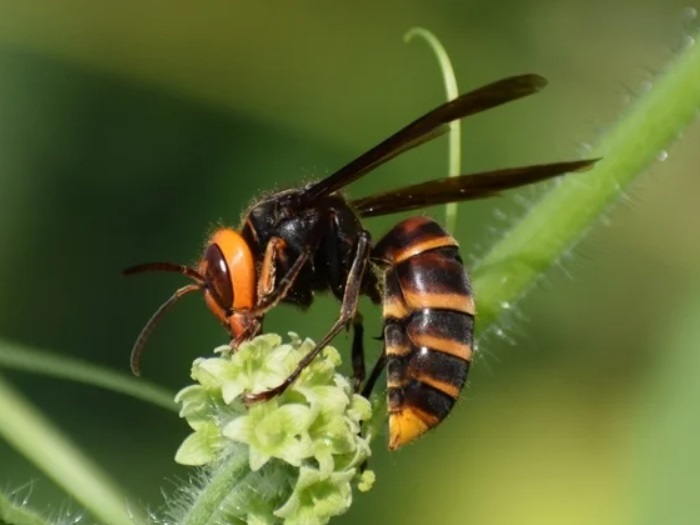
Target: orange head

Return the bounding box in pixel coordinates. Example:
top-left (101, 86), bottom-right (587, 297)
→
top-left (124, 228), bottom-right (260, 375)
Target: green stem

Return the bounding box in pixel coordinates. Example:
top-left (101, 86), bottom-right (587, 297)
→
top-left (179, 449), bottom-right (250, 525)
top-left (0, 339), bottom-right (175, 411)
top-left (0, 491), bottom-right (50, 525)
top-left (472, 34), bottom-right (700, 328)
top-left (405, 27), bottom-right (462, 234)
top-left (0, 375), bottom-right (142, 525)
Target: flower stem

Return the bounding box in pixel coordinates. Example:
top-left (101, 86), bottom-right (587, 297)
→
top-left (179, 448), bottom-right (250, 525)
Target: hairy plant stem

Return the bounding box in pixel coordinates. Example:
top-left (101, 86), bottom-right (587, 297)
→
top-left (472, 35), bottom-right (700, 328)
top-left (179, 449), bottom-right (250, 525)
top-left (0, 491), bottom-right (50, 525)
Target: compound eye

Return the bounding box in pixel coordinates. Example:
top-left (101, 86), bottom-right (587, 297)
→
top-left (203, 243), bottom-right (234, 311)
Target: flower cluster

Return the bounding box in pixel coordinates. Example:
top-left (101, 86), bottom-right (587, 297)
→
top-left (174, 333), bottom-right (374, 525)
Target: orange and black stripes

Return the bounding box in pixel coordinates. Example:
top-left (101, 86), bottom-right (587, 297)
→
top-left (373, 216), bottom-right (474, 449)
top-left (373, 215), bottom-right (457, 264)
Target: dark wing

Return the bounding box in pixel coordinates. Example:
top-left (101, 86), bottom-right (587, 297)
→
top-left (352, 159), bottom-right (598, 217)
top-left (300, 74), bottom-right (548, 205)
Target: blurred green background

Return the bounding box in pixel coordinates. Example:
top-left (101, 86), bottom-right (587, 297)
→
top-left (1, 1), bottom-right (699, 524)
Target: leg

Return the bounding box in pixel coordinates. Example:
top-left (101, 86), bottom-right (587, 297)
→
top-left (351, 313), bottom-right (366, 393)
top-left (243, 231), bottom-right (372, 403)
top-left (227, 238), bottom-right (300, 351)
top-left (244, 217), bottom-right (327, 317)
top-left (256, 237), bottom-right (286, 301)
top-left (246, 239), bottom-right (312, 317)
top-left (361, 351), bottom-right (387, 398)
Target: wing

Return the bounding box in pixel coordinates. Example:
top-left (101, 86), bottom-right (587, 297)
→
top-left (300, 74), bottom-right (548, 205)
top-left (351, 159), bottom-right (598, 217)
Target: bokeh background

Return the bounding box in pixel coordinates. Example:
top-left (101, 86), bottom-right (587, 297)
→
top-left (1, 2), bottom-right (700, 524)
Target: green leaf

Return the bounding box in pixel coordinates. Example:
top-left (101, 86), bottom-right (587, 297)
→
top-left (0, 376), bottom-right (143, 525)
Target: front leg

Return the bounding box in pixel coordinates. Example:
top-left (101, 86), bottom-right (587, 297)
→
top-left (256, 236), bottom-right (287, 304)
top-left (250, 242), bottom-right (311, 316)
top-left (228, 236), bottom-right (311, 350)
top-left (243, 230), bottom-right (372, 403)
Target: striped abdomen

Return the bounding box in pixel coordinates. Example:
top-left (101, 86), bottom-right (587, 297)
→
top-left (372, 216), bottom-right (474, 449)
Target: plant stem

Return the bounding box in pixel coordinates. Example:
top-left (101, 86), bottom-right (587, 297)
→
top-left (472, 34), bottom-right (700, 328)
top-left (0, 375), bottom-right (142, 525)
top-left (0, 491), bottom-right (50, 525)
top-left (0, 339), bottom-right (175, 411)
top-left (179, 450), bottom-right (250, 525)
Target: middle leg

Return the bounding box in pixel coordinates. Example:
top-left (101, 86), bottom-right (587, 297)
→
top-left (243, 231), bottom-right (372, 403)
